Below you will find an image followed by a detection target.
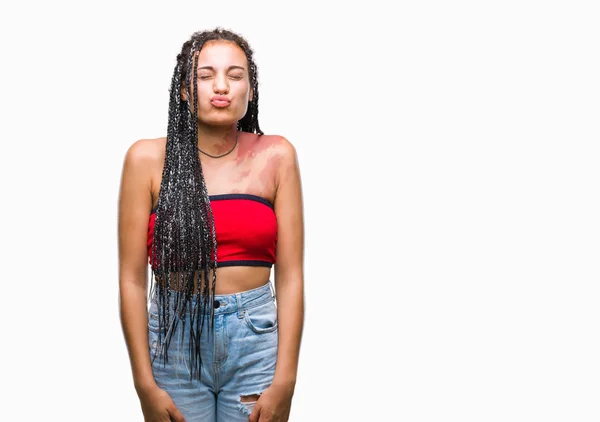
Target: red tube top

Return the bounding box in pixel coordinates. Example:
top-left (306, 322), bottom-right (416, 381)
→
top-left (148, 194), bottom-right (277, 268)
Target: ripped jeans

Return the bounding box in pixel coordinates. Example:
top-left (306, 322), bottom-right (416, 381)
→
top-left (147, 280), bottom-right (278, 421)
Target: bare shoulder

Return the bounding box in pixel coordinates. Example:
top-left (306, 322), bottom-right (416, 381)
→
top-left (123, 136), bottom-right (166, 166)
top-left (257, 133), bottom-right (294, 148)
top-left (255, 134), bottom-right (297, 161)
top-left (262, 135), bottom-right (301, 198)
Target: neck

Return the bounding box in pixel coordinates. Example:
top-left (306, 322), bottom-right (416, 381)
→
top-left (196, 123), bottom-right (238, 157)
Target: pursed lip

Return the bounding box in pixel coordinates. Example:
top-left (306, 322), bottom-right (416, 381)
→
top-left (211, 95), bottom-right (231, 105)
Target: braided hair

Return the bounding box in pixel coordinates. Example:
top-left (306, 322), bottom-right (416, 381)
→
top-left (149, 27), bottom-right (263, 381)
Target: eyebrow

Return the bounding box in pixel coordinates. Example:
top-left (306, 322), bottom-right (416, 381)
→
top-left (197, 65), bottom-right (246, 72)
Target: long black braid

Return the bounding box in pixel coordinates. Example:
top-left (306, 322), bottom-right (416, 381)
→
top-left (149, 27), bottom-right (264, 381)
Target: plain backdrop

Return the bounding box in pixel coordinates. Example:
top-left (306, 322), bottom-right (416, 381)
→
top-left (1, 0), bottom-right (599, 421)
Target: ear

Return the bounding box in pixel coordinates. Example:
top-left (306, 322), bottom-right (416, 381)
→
top-left (180, 84), bottom-right (188, 101)
top-left (249, 87), bottom-right (254, 102)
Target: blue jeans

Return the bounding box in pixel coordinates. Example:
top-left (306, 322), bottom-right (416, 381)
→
top-left (147, 280), bottom-right (278, 421)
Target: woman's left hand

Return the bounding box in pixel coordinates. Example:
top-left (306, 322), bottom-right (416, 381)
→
top-left (248, 381), bottom-right (294, 422)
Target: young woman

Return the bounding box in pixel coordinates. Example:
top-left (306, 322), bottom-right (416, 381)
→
top-left (118, 27), bottom-right (304, 422)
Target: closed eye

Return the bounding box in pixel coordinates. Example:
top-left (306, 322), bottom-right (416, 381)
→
top-left (197, 75), bottom-right (244, 80)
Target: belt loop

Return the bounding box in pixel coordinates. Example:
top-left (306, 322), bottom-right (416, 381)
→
top-left (236, 293), bottom-right (244, 318)
top-left (269, 280), bottom-right (276, 300)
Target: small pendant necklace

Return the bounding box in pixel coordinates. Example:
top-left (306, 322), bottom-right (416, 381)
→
top-left (197, 132), bottom-right (238, 159)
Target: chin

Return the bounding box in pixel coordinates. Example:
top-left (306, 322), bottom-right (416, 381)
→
top-left (200, 112), bottom-right (244, 125)
top-left (198, 117), bottom-right (240, 127)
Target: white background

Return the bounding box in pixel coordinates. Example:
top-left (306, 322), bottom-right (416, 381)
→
top-left (1, 0), bottom-right (599, 421)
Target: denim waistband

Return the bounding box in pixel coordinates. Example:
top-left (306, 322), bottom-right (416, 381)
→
top-left (149, 280), bottom-right (275, 316)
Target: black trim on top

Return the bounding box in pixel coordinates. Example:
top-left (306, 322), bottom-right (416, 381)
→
top-left (151, 193), bottom-right (274, 214)
top-left (210, 193), bottom-right (274, 209)
top-left (216, 260), bottom-right (273, 268)
top-left (149, 260), bottom-right (274, 273)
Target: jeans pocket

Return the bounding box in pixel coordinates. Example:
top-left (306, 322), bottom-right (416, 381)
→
top-left (243, 299), bottom-right (278, 334)
top-left (148, 310), bottom-right (168, 334)
top-left (147, 310), bottom-right (169, 364)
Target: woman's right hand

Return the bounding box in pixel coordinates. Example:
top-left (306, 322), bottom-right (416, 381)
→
top-left (139, 384), bottom-right (186, 422)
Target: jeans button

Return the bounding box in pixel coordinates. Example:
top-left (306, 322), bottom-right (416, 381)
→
top-left (213, 300), bottom-right (220, 308)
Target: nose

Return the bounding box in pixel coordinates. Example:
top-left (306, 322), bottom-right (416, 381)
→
top-left (213, 73), bottom-right (229, 94)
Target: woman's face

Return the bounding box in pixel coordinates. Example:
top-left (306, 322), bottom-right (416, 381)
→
top-left (183, 40), bottom-right (253, 126)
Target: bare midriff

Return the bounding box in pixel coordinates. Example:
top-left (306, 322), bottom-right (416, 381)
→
top-left (152, 265), bottom-right (272, 295)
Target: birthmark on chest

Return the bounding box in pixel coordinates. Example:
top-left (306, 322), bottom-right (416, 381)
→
top-left (231, 169), bottom-right (251, 183)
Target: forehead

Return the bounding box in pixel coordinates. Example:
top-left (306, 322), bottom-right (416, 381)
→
top-left (196, 41), bottom-right (247, 69)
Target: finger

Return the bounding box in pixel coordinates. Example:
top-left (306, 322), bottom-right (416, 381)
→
top-left (167, 405), bottom-right (186, 422)
top-left (248, 405), bottom-right (260, 422)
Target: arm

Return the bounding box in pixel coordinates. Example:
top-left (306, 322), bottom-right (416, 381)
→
top-left (117, 139), bottom-right (156, 394)
top-left (272, 137), bottom-right (305, 390)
